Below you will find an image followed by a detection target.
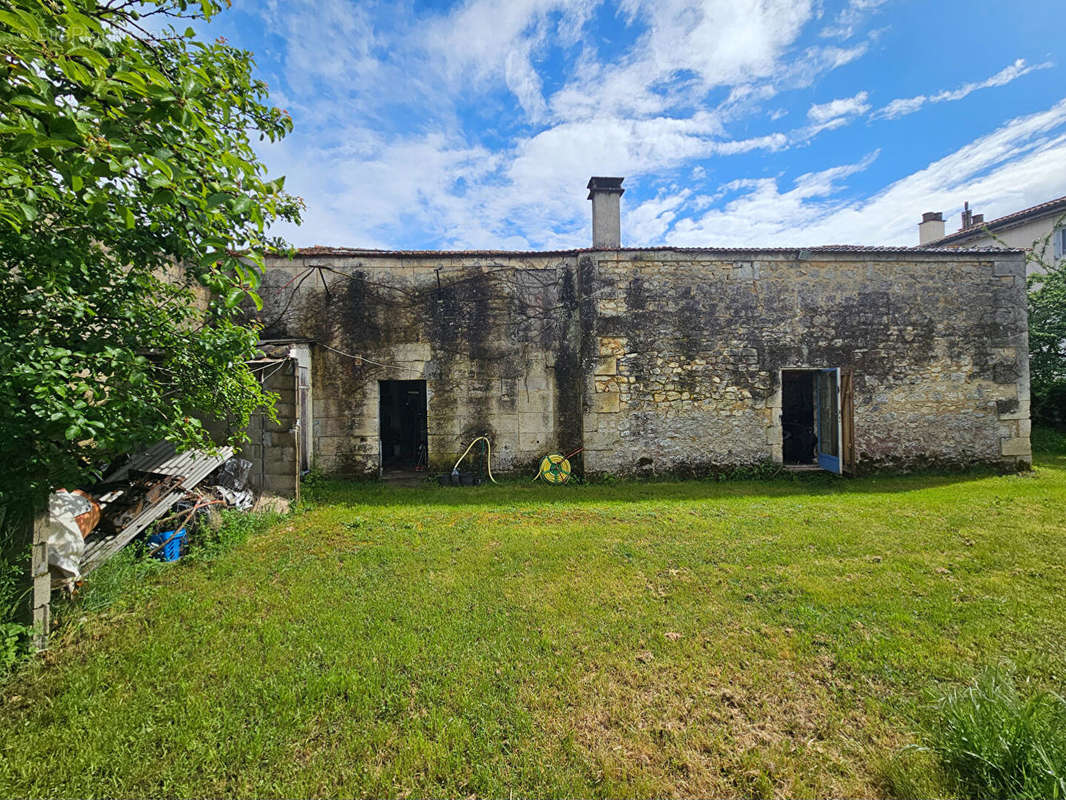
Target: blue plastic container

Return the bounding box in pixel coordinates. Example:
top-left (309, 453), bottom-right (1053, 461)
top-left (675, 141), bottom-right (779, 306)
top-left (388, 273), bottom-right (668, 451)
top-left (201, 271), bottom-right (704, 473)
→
top-left (148, 528), bottom-right (187, 562)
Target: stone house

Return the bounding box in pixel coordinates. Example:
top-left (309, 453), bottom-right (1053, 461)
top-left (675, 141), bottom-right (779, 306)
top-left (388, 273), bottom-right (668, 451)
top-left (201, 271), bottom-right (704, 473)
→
top-left (918, 195), bottom-right (1066, 274)
top-left (246, 177), bottom-right (1031, 493)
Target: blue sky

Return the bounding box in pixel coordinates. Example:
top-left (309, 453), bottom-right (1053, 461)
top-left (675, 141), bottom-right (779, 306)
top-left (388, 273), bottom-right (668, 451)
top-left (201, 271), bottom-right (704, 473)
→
top-left (193, 0), bottom-right (1064, 249)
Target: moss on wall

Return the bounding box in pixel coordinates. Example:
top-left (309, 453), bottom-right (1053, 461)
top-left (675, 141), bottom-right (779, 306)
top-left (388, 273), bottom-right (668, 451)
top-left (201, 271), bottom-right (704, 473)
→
top-left (256, 249), bottom-right (1030, 477)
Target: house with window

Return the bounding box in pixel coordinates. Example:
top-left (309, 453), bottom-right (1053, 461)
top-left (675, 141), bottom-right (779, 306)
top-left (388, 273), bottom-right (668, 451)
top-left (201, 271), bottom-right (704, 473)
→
top-left (917, 195), bottom-right (1066, 273)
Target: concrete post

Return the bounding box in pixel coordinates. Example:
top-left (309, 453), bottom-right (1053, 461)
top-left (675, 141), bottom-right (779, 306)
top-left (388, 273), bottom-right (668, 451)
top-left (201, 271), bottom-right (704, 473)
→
top-left (30, 509), bottom-right (50, 650)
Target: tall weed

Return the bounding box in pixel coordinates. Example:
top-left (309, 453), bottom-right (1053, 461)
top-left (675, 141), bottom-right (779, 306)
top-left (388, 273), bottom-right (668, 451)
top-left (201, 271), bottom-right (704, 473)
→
top-left (890, 668), bottom-right (1066, 799)
top-left (0, 510), bottom-right (33, 676)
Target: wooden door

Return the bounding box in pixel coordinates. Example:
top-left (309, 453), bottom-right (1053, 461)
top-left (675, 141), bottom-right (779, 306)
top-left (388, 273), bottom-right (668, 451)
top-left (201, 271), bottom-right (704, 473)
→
top-left (840, 369), bottom-right (855, 473)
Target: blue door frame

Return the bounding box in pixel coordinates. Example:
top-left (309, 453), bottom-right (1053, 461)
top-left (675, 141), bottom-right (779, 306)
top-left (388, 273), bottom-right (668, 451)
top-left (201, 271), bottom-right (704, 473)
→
top-left (815, 368), bottom-right (842, 474)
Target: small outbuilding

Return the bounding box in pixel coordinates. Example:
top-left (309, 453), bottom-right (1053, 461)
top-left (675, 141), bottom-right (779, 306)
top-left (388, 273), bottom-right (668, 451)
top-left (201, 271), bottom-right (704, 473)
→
top-left (248, 177), bottom-right (1030, 485)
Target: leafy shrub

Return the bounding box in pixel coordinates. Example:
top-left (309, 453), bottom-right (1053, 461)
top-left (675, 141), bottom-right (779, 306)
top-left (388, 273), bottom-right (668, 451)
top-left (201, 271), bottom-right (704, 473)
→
top-left (913, 668), bottom-right (1066, 799)
top-left (0, 513), bottom-right (34, 677)
top-left (1028, 257), bottom-right (1066, 428)
top-left (300, 466), bottom-right (327, 490)
top-left (0, 546), bottom-right (24, 622)
top-left (0, 621), bottom-right (31, 675)
top-left (1032, 425), bottom-right (1066, 456)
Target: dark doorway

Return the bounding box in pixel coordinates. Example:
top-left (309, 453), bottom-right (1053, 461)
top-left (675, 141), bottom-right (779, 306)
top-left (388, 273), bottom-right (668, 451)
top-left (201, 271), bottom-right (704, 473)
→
top-left (379, 380), bottom-right (428, 471)
top-left (781, 370), bottom-right (817, 465)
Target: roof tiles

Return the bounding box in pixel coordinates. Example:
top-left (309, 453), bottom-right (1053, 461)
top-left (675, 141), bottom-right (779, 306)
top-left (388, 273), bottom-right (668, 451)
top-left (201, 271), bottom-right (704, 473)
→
top-left (931, 195), bottom-right (1066, 246)
top-left (277, 244), bottom-right (1021, 259)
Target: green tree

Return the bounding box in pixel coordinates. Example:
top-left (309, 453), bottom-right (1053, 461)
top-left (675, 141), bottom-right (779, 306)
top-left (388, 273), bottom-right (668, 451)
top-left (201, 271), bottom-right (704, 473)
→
top-left (1028, 219), bottom-right (1066, 425)
top-left (0, 0), bottom-right (302, 504)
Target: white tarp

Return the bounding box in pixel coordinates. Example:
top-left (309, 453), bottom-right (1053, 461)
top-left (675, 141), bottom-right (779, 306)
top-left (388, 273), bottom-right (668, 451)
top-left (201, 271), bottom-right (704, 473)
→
top-left (47, 491), bottom-right (88, 586)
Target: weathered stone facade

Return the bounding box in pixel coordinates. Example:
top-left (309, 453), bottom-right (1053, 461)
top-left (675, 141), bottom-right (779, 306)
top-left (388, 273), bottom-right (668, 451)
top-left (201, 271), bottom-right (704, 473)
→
top-left (259, 252), bottom-right (582, 476)
top-left (254, 244), bottom-right (1030, 479)
top-left (581, 250), bottom-right (1030, 474)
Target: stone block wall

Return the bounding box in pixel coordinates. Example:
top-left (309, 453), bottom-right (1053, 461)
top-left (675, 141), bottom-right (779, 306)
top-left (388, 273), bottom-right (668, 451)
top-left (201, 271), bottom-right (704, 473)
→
top-left (581, 250), bottom-right (1030, 474)
top-left (259, 254), bottom-right (582, 475)
top-left (257, 246), bottom-right (1030, 477)
top-left (242, 358), bottom-right (299, 495)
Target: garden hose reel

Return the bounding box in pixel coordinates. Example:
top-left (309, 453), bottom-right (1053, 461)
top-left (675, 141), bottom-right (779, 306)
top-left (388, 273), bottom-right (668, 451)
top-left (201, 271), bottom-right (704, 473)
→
top-left (537, 453), bottom-right (573, 484)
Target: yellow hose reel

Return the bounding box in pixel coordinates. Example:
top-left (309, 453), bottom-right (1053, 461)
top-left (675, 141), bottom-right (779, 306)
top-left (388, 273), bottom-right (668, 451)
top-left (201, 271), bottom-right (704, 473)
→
top-left (538, 453), bottom-right (572, 484)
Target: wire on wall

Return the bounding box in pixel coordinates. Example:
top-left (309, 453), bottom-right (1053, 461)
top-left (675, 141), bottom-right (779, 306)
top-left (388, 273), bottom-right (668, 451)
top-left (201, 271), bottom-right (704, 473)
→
top-left (316, 342), bottom-right (423, 373)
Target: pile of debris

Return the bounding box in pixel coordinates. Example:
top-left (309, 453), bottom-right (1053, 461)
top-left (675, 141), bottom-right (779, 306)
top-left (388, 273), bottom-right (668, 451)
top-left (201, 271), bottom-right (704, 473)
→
top-left (43, 444), bottom-right (257, 590)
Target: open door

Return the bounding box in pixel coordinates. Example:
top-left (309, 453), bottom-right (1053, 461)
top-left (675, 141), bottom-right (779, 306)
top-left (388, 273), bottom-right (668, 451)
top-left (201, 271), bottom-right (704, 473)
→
top-left (815, 368), bottom-right (842, 474)
top-left (840, 369), bottom-right (855, 473)
top-left (782, 367), bottom-right (854, 474)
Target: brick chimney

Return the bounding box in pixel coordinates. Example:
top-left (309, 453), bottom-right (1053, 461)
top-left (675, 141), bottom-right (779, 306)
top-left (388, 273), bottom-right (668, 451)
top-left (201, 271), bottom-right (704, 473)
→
top-left (961, 201), bottom-right (974, 230)
top-left (587, 176), bottom-right (624, 248)
top-left (918, 211), bottom-right (945, 245)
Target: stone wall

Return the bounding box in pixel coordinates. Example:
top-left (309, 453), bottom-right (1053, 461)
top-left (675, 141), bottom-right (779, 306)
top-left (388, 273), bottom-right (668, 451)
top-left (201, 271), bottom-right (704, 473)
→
top-left (581, 250), bottom-right (1030, 474)
top-left (258, 253), bottom-right (582, 475)
top-left (257, 246), bottom-right (1030, 477)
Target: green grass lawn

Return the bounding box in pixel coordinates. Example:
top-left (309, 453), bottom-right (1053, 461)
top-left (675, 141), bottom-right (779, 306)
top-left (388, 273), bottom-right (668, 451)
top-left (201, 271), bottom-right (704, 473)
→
top-left (2, 440), bottom-right (1065, 798)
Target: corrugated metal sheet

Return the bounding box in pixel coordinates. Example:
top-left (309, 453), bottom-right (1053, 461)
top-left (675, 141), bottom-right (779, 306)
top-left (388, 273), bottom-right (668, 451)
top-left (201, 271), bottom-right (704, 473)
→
top-left (80, 443), bottom-right (233, 574)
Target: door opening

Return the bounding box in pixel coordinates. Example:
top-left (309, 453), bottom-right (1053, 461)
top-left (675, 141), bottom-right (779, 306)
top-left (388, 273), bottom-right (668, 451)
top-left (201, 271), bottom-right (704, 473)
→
top-left (379, 380), bottom-right (428, 472)
top-left (781, 368), bottom-right (848, 474)
top-left (781, 370), bottom-right (817, 465)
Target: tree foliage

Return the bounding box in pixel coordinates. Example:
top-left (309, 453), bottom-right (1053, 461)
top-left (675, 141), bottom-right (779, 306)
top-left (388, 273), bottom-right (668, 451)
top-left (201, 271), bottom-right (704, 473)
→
top-left (1027, 221), bottom-right (1066, 426)
top-left (0, 0), bottom-right (302, 501)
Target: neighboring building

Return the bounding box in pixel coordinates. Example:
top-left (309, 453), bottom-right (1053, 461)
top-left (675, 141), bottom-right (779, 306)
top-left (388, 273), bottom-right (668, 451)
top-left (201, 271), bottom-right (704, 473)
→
top-left (918, 196), bottom-right (1066, 273)
top-left (246, 176), bottom-right (1031, 492)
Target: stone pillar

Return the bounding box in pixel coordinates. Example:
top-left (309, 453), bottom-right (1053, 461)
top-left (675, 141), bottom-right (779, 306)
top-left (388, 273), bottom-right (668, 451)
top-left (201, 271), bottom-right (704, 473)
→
top-left (992, 255), bottom-right (1032, 468)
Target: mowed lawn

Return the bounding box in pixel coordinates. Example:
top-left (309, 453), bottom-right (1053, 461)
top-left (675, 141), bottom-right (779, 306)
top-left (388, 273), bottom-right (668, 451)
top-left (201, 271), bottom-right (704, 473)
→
top-left (3, 446), bottom-right (1066, 798)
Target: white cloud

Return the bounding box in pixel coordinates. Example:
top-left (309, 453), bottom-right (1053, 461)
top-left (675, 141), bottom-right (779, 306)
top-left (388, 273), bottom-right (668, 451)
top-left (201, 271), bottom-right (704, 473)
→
top-left (820, 0), bottom-right (888, 40)
top-left (256, 0), bottom-right (379, 95)
top-left (260, 131), bottom-right (509, 249)
top-left (419, 0), bottom-right (583, 115)
top-left (664, 153), bottom-right (879, 246)
top-left (496, 115), bottom-right (789, 238)
top-left (807, 90), bottom-right (870, 123)
top-left (505, 45), bottom-right (549, 123)
top-left (248, 0), bottom-right (993, 252)
top-left (251, 0), bottom-right (870, 250)
top-left (658, 98), bottom-right (1066, 247)
top-left (877, 58), bottom-right (1053, 119)
top-left (548, 0), bottom-right (818, 121)
top-left (626, 187), bottom-right (692, 244)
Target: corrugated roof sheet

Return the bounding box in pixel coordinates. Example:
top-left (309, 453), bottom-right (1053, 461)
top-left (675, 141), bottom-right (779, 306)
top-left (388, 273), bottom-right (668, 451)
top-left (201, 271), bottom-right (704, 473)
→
top-left (81, 442), bottom-right (233, 574)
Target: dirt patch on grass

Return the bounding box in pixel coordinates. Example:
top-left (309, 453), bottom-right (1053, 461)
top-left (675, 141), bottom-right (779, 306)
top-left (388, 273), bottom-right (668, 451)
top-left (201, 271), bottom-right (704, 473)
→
top-left (532, 643), bottom-right (900, 797)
